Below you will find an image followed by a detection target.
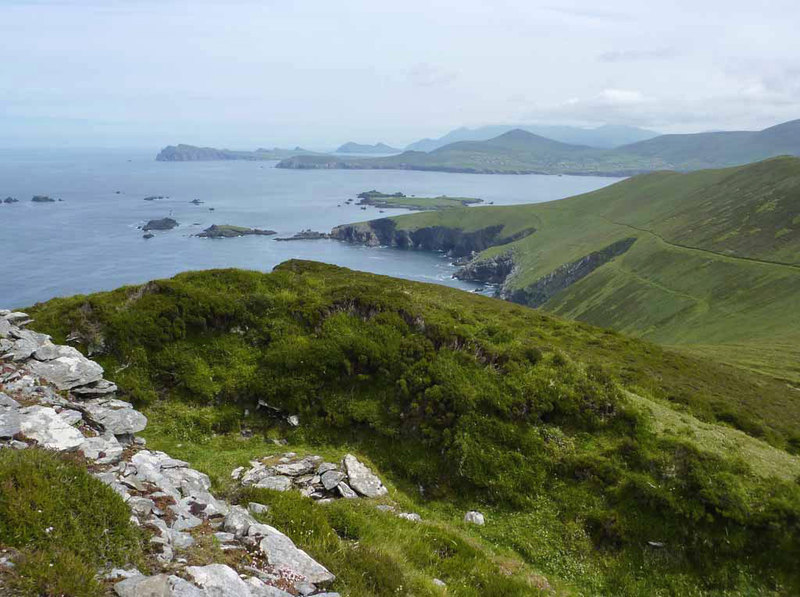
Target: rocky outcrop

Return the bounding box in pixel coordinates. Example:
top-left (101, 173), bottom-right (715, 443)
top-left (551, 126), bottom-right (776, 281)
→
top-left (454, 252), bottom-right (516, 284)
top-left (233, 452), bottom-right (387, 501)
top-left (0, 309), bottom-right (337, 596)
top-left (331, 219), bottom-right (534, 258)
top-left (31, 195), bottom-right (56, 203)
top-left (197, 225), bottom-right (277, 238)
top-left (274, 230), bottom-right (330, 241)
top-left (142, 217), bottom-right (179, 231)
top-left (504, 237), bottom-right (637, 307)
top-left (3, 197), bottom-right (19, 204)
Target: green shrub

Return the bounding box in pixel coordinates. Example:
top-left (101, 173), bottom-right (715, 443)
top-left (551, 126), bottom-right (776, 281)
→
top-left (0, 449), bottom-right (143, 596)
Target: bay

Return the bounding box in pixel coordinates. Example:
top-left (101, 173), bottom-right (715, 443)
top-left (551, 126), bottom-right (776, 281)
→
top-left (0, 148), bottom-right (620, 308)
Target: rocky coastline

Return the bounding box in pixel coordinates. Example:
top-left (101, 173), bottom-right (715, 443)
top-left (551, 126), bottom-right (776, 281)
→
top-left (329, 219), bottom-right (534, 258)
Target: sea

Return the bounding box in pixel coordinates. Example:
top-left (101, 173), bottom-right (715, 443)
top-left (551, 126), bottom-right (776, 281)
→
top-left (0, 148), bottom-right (621, 308)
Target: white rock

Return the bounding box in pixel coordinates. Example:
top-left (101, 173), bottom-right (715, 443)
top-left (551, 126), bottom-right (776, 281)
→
top-left (433, 578), bottom-right (447, 587)
top-left (82, 398), bottom-right (147, 435)
top-left (57, 408), bottom-right (84, 426)
top-left (26, 346), bottom-right (104, 390)
top-left (342, 454), bottom-right (387, 498)
top-left (464, 510), bottom-right (485, 525)
top-left (0, 408), bottom-right (21, 438)
top-left (79, 433), bottom-right (123, 464)
top-left (336, 482), bottom-right (358, 499)
top-left (321, 470), bottom-right (345, 491)
top-left (223, 505), bottom-right (256, 538)
top-left (114, 574), bottom-right (204, 597)
top-left (243, 577), bottom-right (294, 597)
top-left (186, 564), bottom-right (254, 596)
top-left (248, 502), bottom-right (270, 515)
top-left (274, 460), bottom-right (315, 476)
top-left (397, 512), bottom-right (421, 522)
top-left (258, 525), bottom-right (335, 585)
top-left (18, 405), bottom-right (85, 450)
top-left (254, 475), bottom-right (292, 491)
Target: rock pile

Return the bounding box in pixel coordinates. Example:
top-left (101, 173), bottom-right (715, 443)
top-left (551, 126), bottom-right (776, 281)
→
top-left (233, 452), bottom-right (388, 501)
top-left (0, 309), bottom-right (337, 596)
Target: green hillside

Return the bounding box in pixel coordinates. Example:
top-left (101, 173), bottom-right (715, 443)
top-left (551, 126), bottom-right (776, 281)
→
top-left (26, 262), bottom-right (800, 595)
top-left (331, 157), bottom-right (800, 387)
top-left (277, 119), bottom-right (800, 175)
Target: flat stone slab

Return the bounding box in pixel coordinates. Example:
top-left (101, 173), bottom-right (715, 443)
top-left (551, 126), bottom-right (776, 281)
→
top-left (343, 454), bottom-right (387, 498)
top-left (186, 564), bottom-right (254, 596)
top-left (258, 525), bottom-right (335, 585)
top-left (82, 399), bottom-right (147, 435)
top-left (19, 405), bottom-right (86, 450)
top-left (79, 433), bottom-right (123, 464)
top-left (26, 346), bottom-right (104, 390)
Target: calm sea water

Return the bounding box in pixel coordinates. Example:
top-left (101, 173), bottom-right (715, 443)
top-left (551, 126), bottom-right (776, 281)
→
top-left (0, 148), bottom-right (621, 308)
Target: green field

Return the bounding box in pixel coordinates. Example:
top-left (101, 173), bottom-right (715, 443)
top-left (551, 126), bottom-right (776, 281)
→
top-left (336, 157), bottom-right (800, 388)
top-left (25, 261), bottom-right (800, 595)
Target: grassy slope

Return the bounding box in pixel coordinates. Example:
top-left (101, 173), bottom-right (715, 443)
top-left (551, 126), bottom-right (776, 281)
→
top-left (25, 262), bottom-right (800, 595)
top-left (279, 120), bottom-right (800, 175)
top-left (376, 157), bottom-right (800, 384)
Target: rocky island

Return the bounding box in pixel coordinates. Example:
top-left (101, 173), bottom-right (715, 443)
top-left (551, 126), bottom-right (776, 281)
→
top-left (196, 224), bottom-right (277, 238)
top-left (156, 144), bottom-right (319, 162)
top-left (31, 195), bottom-right (56, 203)
top-left (274, 229), bottom-right (330, 241)
top-left (355, 190), bottom-right (483, 210)
top-left (142, 217), bottom-right (179, 231)
top-left (3, 197), bottom-right (19, 204)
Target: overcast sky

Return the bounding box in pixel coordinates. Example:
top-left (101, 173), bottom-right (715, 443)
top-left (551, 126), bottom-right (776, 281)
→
top-left (2, 0), bottom-right (799, 148)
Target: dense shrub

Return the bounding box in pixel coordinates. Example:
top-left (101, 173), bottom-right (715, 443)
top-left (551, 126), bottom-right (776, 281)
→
top-left (27, 262), bottom-right (800, 592)
top-left (0, 449), bottom-right (143, 595)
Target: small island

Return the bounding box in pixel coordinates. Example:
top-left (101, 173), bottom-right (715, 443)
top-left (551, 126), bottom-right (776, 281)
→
top-left (196, 224), bottom-right (277, 238)
top-left (274, 229), bottom-right (330, 241)
top-left (142, 217), bottom-right (179, 231)
top-left (143, 195), bottom-right (166, 201)
top-left (3, 197), bottom-right (19, 204)
top-left (355, 190), bottom-right (483, 210)
top-left (31, 195), bottom-right (56, 203)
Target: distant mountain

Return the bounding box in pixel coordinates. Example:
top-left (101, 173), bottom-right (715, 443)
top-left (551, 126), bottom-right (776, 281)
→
top-left (155, 144), bottom-right (319, 162)
top-left (405, 123), bottom-right (659, 151)
top-left (336, 142), bottom-right (401, 154)
top-left (618, 119), bottom-right (800, 169)
top-left (279, 119), bottom-right (800, 176)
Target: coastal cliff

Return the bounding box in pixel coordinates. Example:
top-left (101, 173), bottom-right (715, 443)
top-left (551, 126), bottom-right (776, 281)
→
top-left (330, 219), bottom-right (534, 258)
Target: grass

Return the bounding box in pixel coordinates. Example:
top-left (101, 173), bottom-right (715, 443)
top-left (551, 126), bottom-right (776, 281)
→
top-left (356, 190), bottom-right (483, 210)
top-left (0, 449), bottom-right (143, 596)
top-left (348, 157), bottom-right (800, 385)
top-left (24, 261), bottom-right (800, 595)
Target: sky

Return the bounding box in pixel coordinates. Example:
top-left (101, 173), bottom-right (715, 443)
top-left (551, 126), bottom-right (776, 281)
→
top-left (1, 0), bottom-right (799, 149)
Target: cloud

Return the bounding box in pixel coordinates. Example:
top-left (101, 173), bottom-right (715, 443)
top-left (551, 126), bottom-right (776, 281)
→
top-left (406, 63), bottom-right (458, 88)
top-left (598, 48), bottom-right (676, 63)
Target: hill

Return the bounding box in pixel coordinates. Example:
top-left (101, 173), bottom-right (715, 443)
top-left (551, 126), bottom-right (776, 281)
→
top-left (279, 119), bottom-right (800, 175)
top-left (156, 144), bottom-right (319, 161)
top-left (24, 261), bottom-right (800, 595)
top-left (331, 157), bottom-right (800, 387)
top-left (336, 142), bottom-right (401, 154)
top-left (405, 124), bottom-right (659, 151)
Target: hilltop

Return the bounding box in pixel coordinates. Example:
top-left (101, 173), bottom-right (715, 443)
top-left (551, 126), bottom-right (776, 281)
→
top-left (331, 157), bottom-right (800, 388)
top-left (406, 123), bottom-right (659, 152)
top-left (21, 261), bottom-right (800, 595)
top-left (336, 142), bottom-right (401, 154)
top-left (155, 144), bottom-right (319, 161)
top-left (278, 119), bottom-right (800, 175)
